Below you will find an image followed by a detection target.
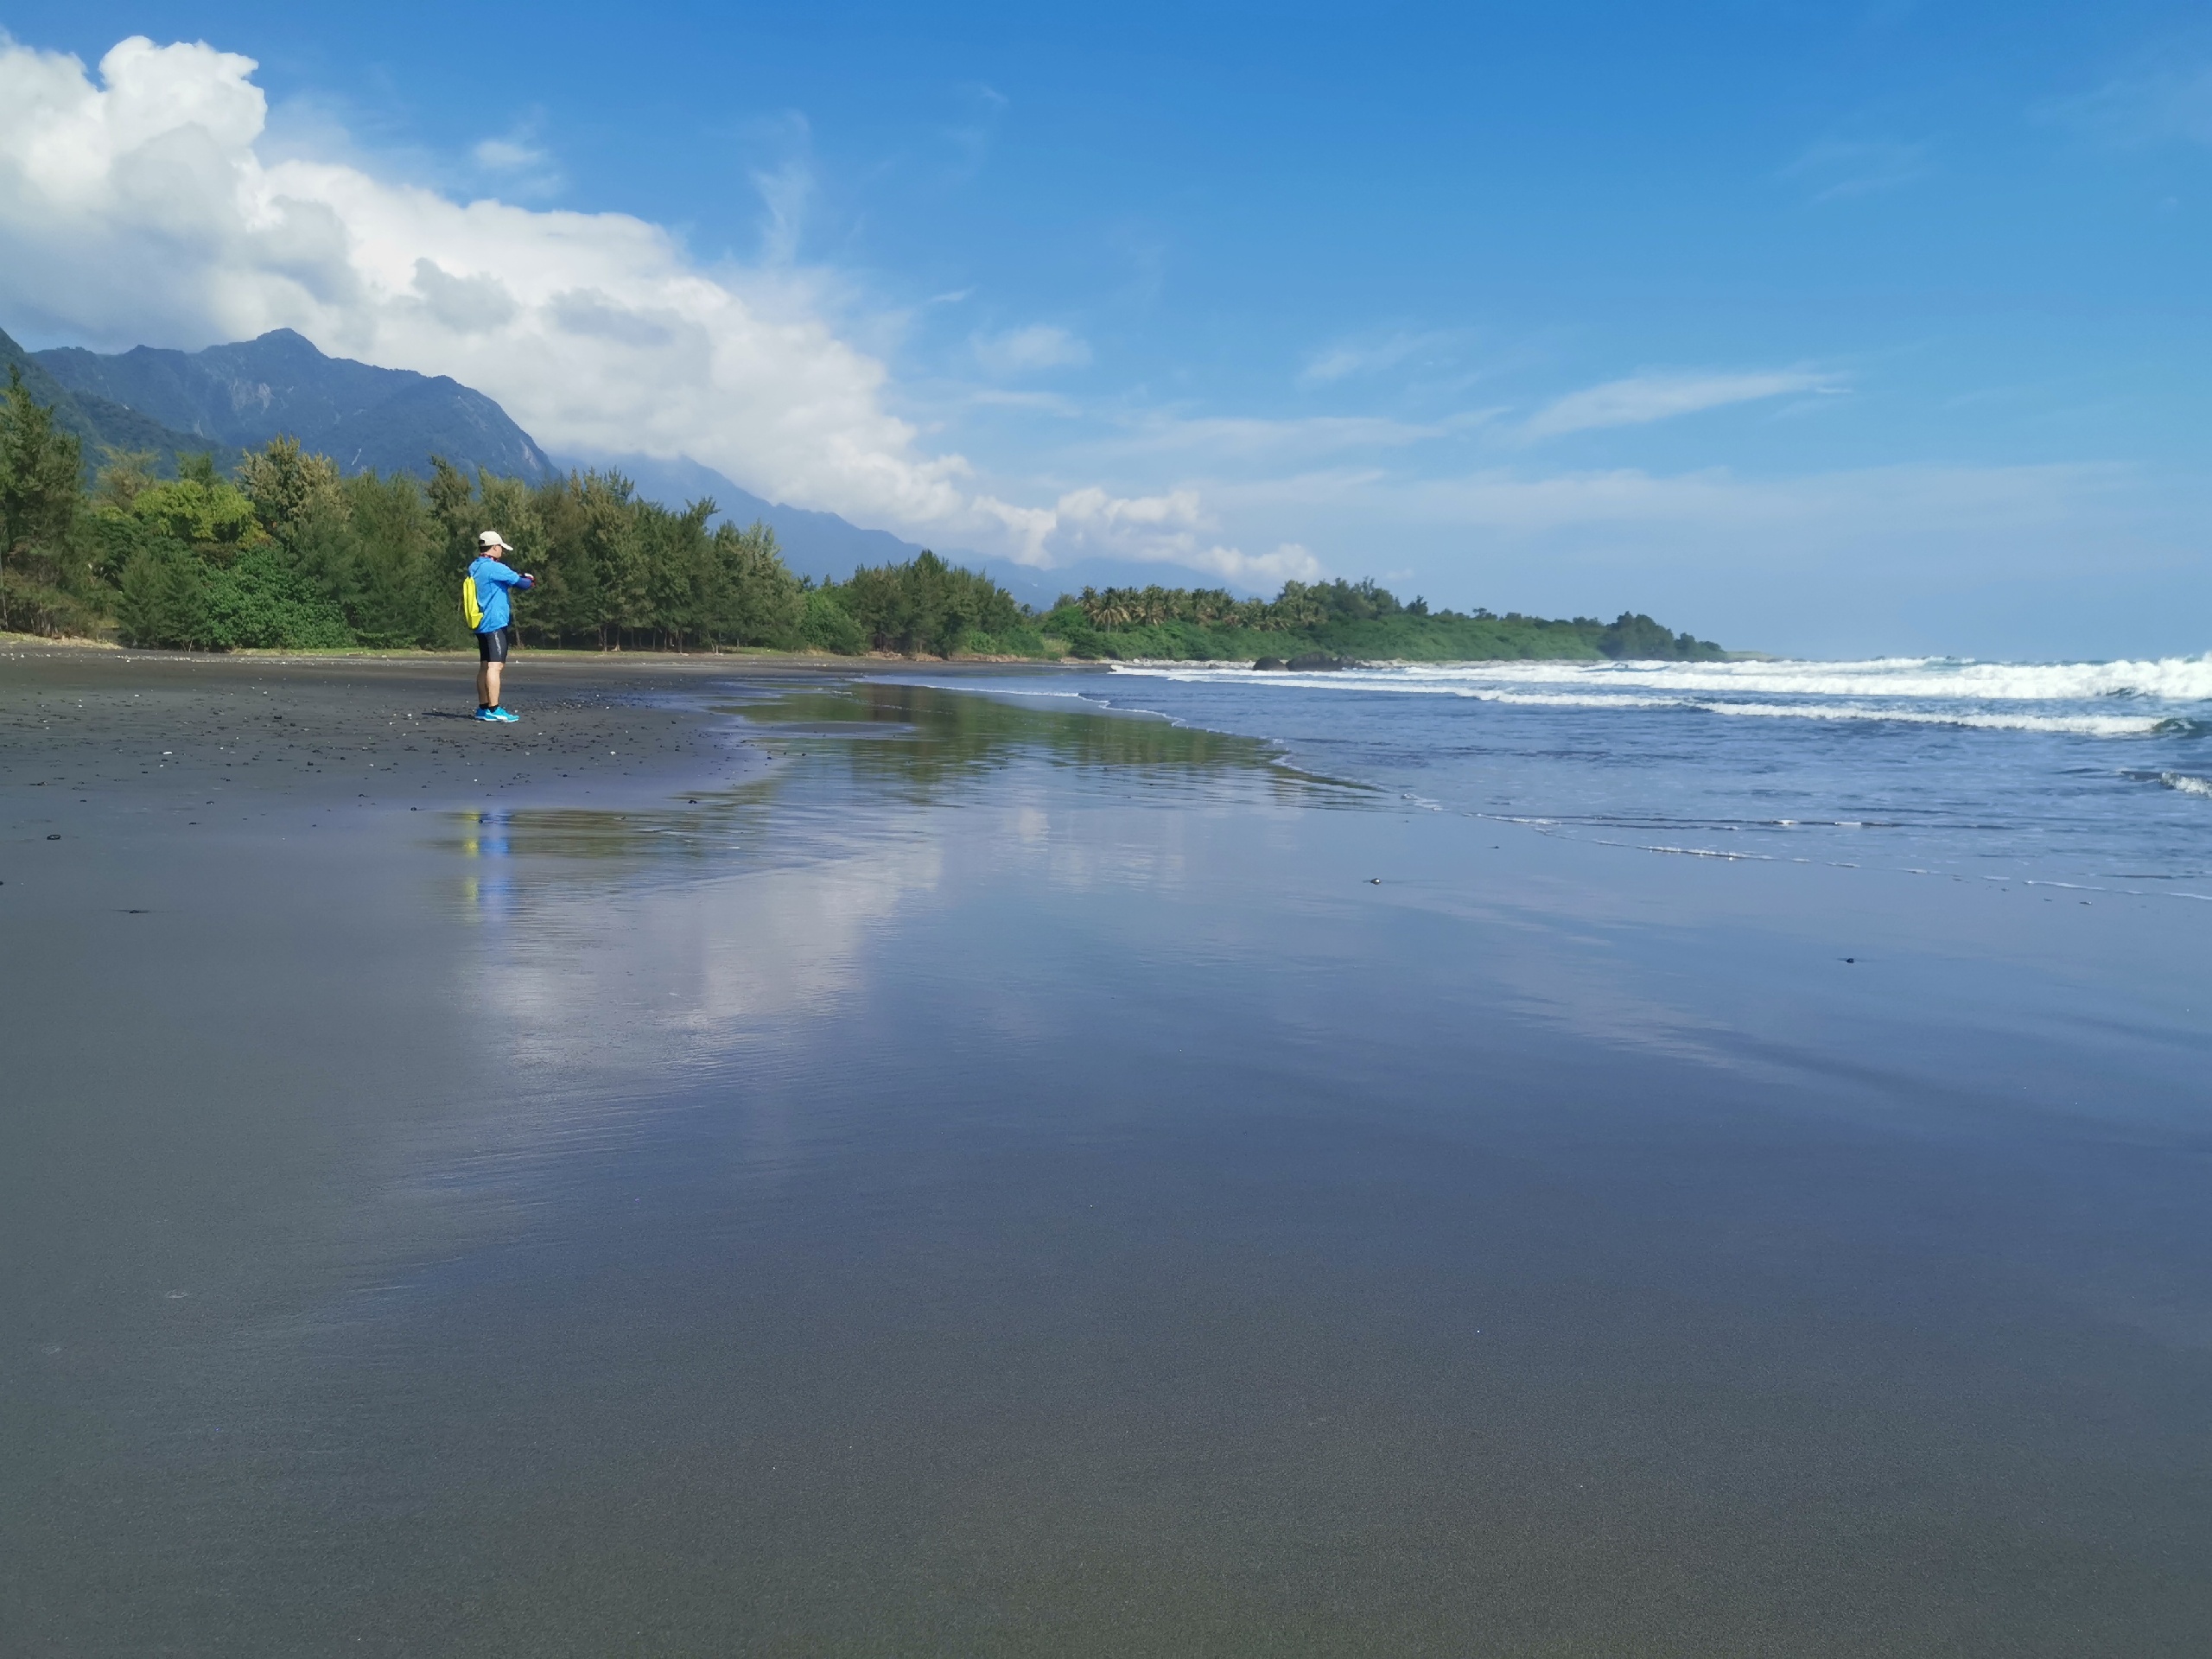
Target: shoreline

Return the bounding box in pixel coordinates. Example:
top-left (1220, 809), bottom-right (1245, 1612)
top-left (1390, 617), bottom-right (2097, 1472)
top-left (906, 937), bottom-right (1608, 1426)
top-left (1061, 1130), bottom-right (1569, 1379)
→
top-left (0, 632), bottom-right (1109, 671)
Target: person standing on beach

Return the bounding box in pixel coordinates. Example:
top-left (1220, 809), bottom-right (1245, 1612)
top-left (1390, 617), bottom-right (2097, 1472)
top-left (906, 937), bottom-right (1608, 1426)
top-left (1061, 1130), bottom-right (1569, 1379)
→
top-left (469, 531), bottom-right (535, 722)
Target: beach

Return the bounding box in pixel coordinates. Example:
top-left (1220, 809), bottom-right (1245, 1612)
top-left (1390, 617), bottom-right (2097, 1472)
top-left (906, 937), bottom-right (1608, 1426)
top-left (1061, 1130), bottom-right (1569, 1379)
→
top-left (3, 647), bottom-right (2208, 1656)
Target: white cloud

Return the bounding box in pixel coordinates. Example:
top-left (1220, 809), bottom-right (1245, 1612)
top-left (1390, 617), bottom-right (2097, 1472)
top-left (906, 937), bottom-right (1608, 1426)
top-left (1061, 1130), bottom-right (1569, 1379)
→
top-left (1298, 327), bottom-right (1464, 385)
top-left (940, 82), bottom-right (1008, 185)
top-left (1198, 456), bottom-right (2126, 540)
top-left (965, 387), bottom-right (1084, 416)
top-left (747, 124), bottom-right (813, 267)
top-left (1181, 542), bottom-right (1325, 584)
top-left (0, 33), bottom-right (1198, 575)
top-left (1086, 410), bottom-right (1499, 467)
top-left (473, 136), bottom-right (543, 174)
top-left (1394, 461), bottom-right (2122, 538)
top-left (1780, 138), bottom-right (1929, 201)
top-left (1523, 368), bottom-right (1839, 438)
top-left (971, 322), bottom-right (1090, 375)
top-left (1047, 485), bottom-right (1322, 583)
top-left (468, 130), bottom-right (561, 200)
top-left (410, 257), bottom-right (517, 334)
top-left (1054, 484), bottom-right (1204, 535)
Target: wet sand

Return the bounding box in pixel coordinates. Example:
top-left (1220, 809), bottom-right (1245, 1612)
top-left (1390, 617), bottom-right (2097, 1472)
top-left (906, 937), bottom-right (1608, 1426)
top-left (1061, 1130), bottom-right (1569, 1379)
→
top-left (3, 651), bottom-right (2208, 1656)
top-left (0, 645), bottom-right (1048, 818)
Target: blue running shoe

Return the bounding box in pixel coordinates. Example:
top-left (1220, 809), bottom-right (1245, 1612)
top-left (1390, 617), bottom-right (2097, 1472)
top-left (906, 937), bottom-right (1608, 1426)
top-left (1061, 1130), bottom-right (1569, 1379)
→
top-left (490, 706), bottom-right (520, 722)
top-left (473, 707), bottom-right (501, 721)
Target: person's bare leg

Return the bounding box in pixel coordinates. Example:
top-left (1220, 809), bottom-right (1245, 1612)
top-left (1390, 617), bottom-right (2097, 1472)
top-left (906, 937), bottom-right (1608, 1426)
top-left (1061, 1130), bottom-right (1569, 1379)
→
top-left (483, 661), bottom-right (503, 709)
top-left (476, 658), bottom-right (494, 708)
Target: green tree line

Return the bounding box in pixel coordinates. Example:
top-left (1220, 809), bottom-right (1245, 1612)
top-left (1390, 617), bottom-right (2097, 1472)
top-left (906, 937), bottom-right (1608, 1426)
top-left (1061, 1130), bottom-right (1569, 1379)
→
top-left (0, 370), bottom-right (1041, 656)
top-left (0, 371), bottom-right (1725, 662)
top-left (1039, 580), bottom-right (1725, 662)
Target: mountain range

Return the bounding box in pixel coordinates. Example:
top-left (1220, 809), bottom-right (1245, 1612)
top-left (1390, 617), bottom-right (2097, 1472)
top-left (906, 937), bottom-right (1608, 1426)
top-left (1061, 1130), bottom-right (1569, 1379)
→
top-left (5, 322), bottom-right (1179, 606)
top-left (2, 326), bottom-right (233, 474)
top-left (29, 327), bottom-right (553, 482)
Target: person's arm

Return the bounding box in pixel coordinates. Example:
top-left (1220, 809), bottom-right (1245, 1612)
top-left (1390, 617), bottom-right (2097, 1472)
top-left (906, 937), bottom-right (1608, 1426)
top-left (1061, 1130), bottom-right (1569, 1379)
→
top-left (485, 563), bottom-right (528, 589)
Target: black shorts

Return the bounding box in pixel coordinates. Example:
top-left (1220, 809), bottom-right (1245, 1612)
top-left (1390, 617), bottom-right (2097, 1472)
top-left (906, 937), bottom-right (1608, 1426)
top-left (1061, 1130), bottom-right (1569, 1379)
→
top-left (476, 626), bottom-right (517, 663)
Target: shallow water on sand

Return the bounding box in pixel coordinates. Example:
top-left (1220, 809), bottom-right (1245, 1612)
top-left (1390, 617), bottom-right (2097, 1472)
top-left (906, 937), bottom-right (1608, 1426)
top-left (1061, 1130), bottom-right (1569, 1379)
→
top-left (4, 670), bottom-right (2209, 1656)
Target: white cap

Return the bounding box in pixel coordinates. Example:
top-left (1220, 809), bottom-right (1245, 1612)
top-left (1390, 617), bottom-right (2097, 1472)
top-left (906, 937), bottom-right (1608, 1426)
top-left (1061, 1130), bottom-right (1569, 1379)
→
top-left (478, 531), bottom-right (511, 551)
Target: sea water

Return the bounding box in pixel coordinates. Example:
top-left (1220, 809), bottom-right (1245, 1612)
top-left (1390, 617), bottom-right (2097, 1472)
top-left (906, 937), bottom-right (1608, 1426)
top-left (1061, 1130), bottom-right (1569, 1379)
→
top-left (951, 655), bottom-right (2212, 897)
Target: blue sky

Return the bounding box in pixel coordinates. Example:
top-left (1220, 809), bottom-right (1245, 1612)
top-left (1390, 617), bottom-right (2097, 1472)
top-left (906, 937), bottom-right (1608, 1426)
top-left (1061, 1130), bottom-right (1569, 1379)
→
top-left (1, 2), bottom-right (2208, 656)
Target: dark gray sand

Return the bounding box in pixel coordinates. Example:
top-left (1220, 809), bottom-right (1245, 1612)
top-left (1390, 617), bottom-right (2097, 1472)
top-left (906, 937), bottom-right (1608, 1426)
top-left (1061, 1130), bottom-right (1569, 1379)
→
top-left (3, 650), bottom-right (2208, 1656)
top-left (0, 645), bottom-right (935, 817)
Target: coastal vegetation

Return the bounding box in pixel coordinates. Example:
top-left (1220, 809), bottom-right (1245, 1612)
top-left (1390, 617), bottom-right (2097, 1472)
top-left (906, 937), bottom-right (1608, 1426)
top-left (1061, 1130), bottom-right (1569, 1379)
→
top-left (0, 373), bottom-right (1721, 661)
top-left (1039, 580), bottom-right (1722, 662)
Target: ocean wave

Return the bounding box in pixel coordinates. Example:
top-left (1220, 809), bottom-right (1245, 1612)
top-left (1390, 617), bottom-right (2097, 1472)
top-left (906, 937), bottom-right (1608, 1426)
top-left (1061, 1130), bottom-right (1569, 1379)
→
top-left (1114, 654), bottom-right (2212, 702)
top-left (1110, 666), bottom-right (2188, 736)
top-left (2161, 772), bottom-right (2212, 798)
top-left (1110, 653), bottom-right (2212, 738)
top-left (1693, 702), bottom-right (2171, 737)
top-left (1448, 689), bottom-right (2155, 734)
top-left (1385, 655), bottom-right (2212, 702)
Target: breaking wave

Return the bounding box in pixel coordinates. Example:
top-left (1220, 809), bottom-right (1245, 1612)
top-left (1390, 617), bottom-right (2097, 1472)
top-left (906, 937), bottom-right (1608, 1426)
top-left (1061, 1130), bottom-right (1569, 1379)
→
top-left (1111, 654), bottom-right (2212, 740)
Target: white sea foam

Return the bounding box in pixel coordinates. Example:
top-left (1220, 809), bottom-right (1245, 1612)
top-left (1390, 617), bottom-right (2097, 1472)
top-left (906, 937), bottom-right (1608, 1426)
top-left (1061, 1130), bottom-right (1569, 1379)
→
top-left (1120, 653), bottom-right (2212, 700)
top-left (1110, 653), bottom-right (2212, 739)
top-left (1695, 702), bottom-right (2171, 737)
top-left (2161, 772), bottom-right (2212, 798)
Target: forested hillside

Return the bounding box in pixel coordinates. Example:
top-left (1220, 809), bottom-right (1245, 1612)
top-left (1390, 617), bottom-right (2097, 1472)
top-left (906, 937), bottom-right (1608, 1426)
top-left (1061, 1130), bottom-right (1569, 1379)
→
top-left (31, 327), bottom-right (553, 482)
top-left (1041, 582), bottom-right (1723, 662)
top-left (0, 326), bottom-right (236, 478)
top-left (0, 374), bottom-right (1724, 661)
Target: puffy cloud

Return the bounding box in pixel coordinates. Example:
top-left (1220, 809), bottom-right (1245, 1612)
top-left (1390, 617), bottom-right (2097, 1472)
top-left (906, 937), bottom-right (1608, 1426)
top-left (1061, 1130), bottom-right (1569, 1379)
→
top-left (1524, 368), bottom-right (1839, 438)
top-left (1054, 484), bottom-right (1205, 537)
top-left (1049, 486), bottom-right (1323, 583)
top-left (0, 32), bottom-right (1256, 575)
top-left (0, 37), bottom-right (949, 518)
top-left (1180, 542), bottom-right (1325, 584)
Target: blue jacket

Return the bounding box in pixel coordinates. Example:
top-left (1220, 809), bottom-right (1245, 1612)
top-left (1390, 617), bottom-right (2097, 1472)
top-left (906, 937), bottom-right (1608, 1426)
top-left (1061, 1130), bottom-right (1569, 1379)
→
top-left (468, 556), bottom-right (532, 632)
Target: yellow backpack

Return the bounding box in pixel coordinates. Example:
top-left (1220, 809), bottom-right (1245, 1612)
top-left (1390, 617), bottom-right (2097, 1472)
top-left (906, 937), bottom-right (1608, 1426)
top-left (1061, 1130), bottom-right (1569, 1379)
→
top-left (461, 570), bottom-right (483, 630)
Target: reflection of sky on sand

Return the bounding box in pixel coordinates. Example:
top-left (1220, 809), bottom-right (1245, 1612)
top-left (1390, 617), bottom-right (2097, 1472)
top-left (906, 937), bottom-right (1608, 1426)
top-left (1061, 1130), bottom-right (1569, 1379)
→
top-left (416, 680), bottom-right (1315, 1185)
top-left (428, 673), bottom-right (2209, 1190)
top-left (479, 826), bottom-right (944, 1075)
